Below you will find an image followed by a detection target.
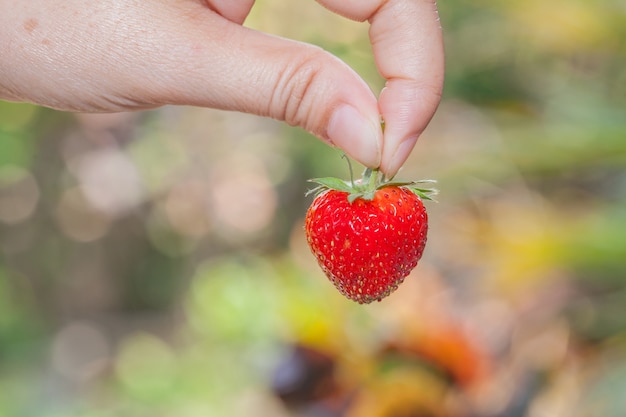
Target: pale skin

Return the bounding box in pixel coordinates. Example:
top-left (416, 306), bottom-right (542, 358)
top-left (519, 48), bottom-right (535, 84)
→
top-left (0, 0), bottom-right (444, 178)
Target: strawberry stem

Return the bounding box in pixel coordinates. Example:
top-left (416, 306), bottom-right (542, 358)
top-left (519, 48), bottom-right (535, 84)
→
top-left (308, 153), bottom-right (437, 203)
top-left (342, 154), bottom-right (355, 187)
top-left (362, 167), bottom-right (372, 185)
top-left (366, 168), bottom-right (380, 192)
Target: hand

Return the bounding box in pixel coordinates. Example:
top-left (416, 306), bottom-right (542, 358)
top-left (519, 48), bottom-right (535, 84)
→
top-left (0, 0), bottom-right (444, 177)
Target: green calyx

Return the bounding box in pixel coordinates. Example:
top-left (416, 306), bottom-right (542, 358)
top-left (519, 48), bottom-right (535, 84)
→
top-left (307, 166), bottom-right (438, 204)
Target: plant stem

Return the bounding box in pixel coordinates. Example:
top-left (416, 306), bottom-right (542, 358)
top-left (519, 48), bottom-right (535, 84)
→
top-left (342, 154), bottom-right (355, 187)
top-left (366, 168), bottom-right (380, 192)
top-left (362, 167), bottom-right (372, 184)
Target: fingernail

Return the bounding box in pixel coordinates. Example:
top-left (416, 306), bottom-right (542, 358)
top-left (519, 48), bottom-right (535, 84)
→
top-left (384, 136), bottom-right (418, 178)
top-left (327, 105), bottom-right (382, 168)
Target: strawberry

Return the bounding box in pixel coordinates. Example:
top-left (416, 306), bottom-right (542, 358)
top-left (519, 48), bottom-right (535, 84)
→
top-left (305, 168), bottom-right (435, 304)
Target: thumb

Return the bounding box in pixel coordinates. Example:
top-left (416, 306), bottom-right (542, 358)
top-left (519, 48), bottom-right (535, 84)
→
top-left (2, 1), bottom-right (383, 168)
top-left (140, 5), bottom-right (384, 168)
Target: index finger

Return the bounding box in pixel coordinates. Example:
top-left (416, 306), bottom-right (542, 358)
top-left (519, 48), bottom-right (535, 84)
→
top-left (316, 0), bottom-right (444, 177)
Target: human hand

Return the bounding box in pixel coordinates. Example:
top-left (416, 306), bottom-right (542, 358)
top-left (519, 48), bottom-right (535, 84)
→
top-left (0, 0), bottom-right (443, 177)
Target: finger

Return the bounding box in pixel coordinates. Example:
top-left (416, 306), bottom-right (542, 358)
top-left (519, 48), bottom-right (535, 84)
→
top-left (1, 0), bottom-right (383, 168)
top-left (316, 0), bottom-right (445, 177)
top-left (373, 1), bottom-right (444, 177)
top-left (203, 0), bottom-right (255, 24)
top-left (314, 0), bottom-right (384, 21)
top-left (169, 6), bottom-right (383, 167)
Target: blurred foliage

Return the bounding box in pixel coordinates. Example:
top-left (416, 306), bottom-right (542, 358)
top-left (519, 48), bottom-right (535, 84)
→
top-left (1, 0), bottom-right (626, 416)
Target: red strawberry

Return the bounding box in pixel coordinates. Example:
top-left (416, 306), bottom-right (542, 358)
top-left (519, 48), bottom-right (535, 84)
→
top-left (305, 168), bottom-right (434, 304)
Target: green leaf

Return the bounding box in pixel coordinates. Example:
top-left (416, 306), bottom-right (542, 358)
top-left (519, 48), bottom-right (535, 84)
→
top-left (347, 193), bottom-right (361, 204)
top-left (382, 179), bottom-right (438, 188)
top-left (308, 177), bottom-right (355, 193)
top-left (304, 185), bottom-right (326, 197)
top-left (408, 187), bottom-right (439, 202)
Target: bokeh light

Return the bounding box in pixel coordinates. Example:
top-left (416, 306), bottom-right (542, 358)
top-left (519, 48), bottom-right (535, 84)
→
top-left (1, 1), bottom-right (625, 416)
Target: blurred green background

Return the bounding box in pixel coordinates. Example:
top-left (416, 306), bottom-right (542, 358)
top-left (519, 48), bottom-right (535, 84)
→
top-left (1, 1), bottom-right (626, 416)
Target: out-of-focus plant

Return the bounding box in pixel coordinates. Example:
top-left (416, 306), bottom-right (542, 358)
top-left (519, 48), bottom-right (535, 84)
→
top-left (0, 0), bottom-right (625, 416)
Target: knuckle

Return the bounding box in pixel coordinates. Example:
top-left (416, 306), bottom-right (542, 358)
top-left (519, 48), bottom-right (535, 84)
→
top-left (269, 48), bottom-right (328, 127)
